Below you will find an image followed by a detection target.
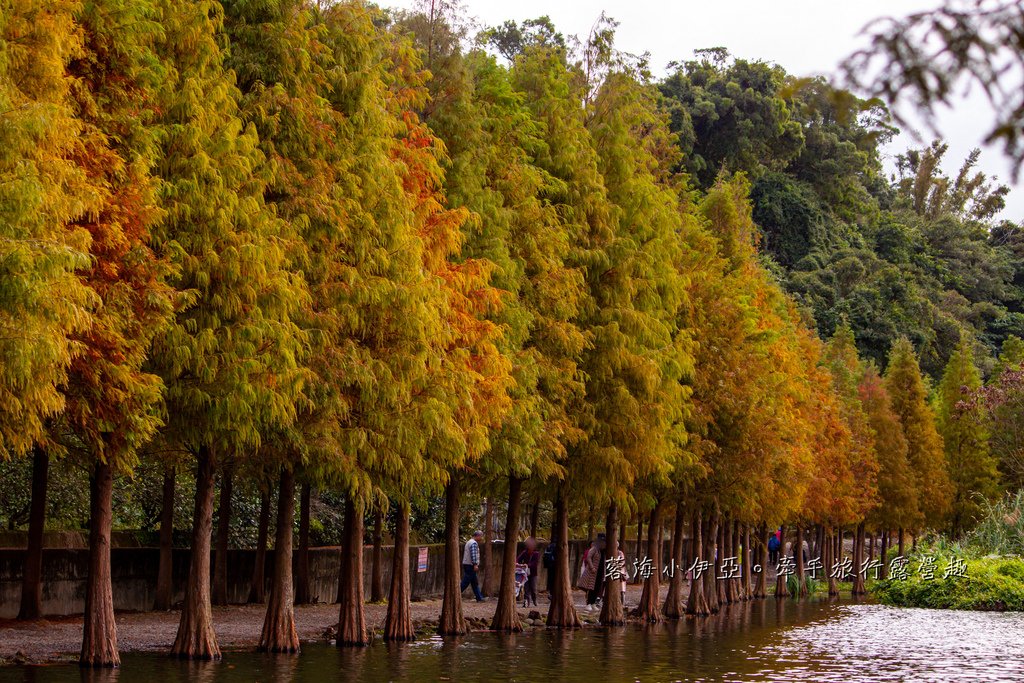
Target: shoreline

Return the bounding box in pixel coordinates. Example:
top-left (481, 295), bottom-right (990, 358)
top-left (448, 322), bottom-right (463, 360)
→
top-left (0, 584), bottom-right (660, 666)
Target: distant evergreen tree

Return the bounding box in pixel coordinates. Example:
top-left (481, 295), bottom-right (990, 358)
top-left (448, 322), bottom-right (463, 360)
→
top-left (936, 338), bottom-right (998, 538)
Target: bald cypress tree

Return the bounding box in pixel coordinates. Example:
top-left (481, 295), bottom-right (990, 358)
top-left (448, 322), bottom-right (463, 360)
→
top-left (397, 9), bottom-right (586, 632)
top-left (586, 63), bottom-right (693, 625)
top-left (937, 338), bottom-right (998, 538)
top-left (2, 0), bottom-right (96, 623)
top-left (510, 44), bottom-right (617, 629)
top-left (62, 0), bottom-right (173, 666)
top-left (885, 338), bottom-right (951, 533)
top-left (149, 0), bottom-right (306, 660)
top-left (860, 364), bottom-right (919, 572)
top-left (0, 0), bottom-right (94, 461)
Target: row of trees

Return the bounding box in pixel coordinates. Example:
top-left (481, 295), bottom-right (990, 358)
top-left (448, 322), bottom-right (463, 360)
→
top-left (1, 0), bottom-right (1016, 669)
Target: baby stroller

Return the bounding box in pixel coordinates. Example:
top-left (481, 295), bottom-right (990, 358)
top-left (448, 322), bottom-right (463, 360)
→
top-left (513, 563), bottom-right (530, 601)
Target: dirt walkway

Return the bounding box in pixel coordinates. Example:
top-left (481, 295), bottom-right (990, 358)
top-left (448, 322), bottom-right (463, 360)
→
top-left (0, 583), bottom-right (675, 664)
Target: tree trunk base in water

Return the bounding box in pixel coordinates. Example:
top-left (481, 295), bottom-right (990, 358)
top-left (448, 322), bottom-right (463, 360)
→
top-left (686, 513), bottom-right (710, 616)
top-left (384, 504), bottom-right (415, 642)
top-left (171, 447), bottom-right (221, 660)
top-left (439, 479), bottom-right (468, 636)
top-left (80, 462), bottom-right (119, 668)
top-left (337, 499), bottom-right (368, 647)
top-left (491, 477), bottom-right (524, 633)
top-left (546, 489), bottom-right (581, 629)
top-left (258, 469), bottom-right (299, 654)
top-left (601, 503), bottom-right (625, 626)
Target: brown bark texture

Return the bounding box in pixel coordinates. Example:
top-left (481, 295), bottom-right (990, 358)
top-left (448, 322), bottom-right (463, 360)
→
top-left (686, 512), bottom-right (709, 616)
top-left (600, 502), bottom-right (624, 626)
top-left (80, 462), bottom-right (119, 668)
top-left (384, 504), bottom-right (414, 642)
top-left (258, 469), bottom-right (299, 653)
top-left (663, 506), bottom-right (686, 618)
top-left (336, 498), bottom-right (367, 646)
top-left (438, 478), bottom-right (467, 636)
top-left (491, 476), bottom-right (523, 632)
top-left (171, 446), bottom-right (221, 660)
top-left (546, 489), bottom-right (581, 628)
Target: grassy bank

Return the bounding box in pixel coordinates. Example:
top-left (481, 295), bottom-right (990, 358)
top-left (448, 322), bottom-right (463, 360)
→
top-left (871, 554), bottom-right (1024, 611)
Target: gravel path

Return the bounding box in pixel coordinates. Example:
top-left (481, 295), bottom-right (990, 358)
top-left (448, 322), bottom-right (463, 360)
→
top-left (0, 583), bottom-right (672, 664)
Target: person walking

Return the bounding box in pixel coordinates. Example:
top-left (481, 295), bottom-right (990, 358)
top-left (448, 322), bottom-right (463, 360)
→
top-left (461, 530), bottom-right (486, 602)
top-left (517, 537), bottom-right (541, 607)
top-left (578, 534), bottom-right (606, 612)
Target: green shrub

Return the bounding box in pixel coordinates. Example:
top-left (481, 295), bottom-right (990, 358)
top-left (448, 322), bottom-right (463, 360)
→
top-left (872, 554), bottom-right (1024, 611)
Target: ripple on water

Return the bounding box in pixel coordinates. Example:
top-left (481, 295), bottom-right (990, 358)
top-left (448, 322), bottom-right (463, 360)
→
top-left (753, 604), bottom-right (1024, 682)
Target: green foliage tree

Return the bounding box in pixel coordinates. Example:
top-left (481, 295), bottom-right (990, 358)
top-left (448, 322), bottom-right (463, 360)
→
top-left (148, 0), bottom-right (307, 659)
top-left (936, 337), bottom-right (999, 537)
top-left (884, 337), bottom-right (952, 531)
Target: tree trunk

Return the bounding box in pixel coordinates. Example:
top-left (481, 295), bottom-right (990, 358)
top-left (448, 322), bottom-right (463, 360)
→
top-left (851, 522), bottom-right (867, 595)
top-left (663, 506), bottom-right (686, 618)
top-left (337, 498), bottom-right (367, 646)
top-left (868, 532), bottom-right (876, 565)
top-left (638, 500), bottom-right (663, 623)
top-left (732, 521), bottom-right (743, 601)
top-left (530, 496), bottom-right (540, 539)
top-left (740, 524), bottom-right (752, 600)
top-left (600, 502), bottom-right (624, 626)
top-left (154, 467), bottom-right (176, 611)
top-left (370, 508), bottom-right (384, 603)
top-left (546, 488), bottom-right (581, 628)
top-left (80, 462), bottom-right (118, 667)
top-left (826, 527), bottom-right (839, 596)
top-left (248, 488), bottom-right (270, 604)
top-left (258, 468), bottom-right (299, 653)
top-left (18, 447), bottom-right (48, 621)
top-left (774, 524), bottom-right (789, 599)
top-left (795, 523), bottom-right (807, 597)
top-left (633, 513), bottom-right (646, 584)
top-left (725, 521), bottom-right (737, 603)
top-left (294, 482), bottom-right (311, 605)
top-left (439, 478), bottom-right (467, 636)
top-left (753, 524), bottom-right (769, 599)
top-left (492, 476), bottom-right (524, 632)
top-left (704, 512), bottom-right (720, 613)
top-left (686, 511), bottom-right (710, 616)
top-left (880, 528), bottom-right (889, 580)
top-left (212, 467), bottom-right (232, 607)
top-left (897, 526), bottom-right (905, 558)
top-left (171, 446), bottom-right (220, 659)
top-left (715, 521), bottom-right (728, 605)
top-left (384, 503), bottom-right (414, 641)
top-left (481, 498), bottom-right (494, 597)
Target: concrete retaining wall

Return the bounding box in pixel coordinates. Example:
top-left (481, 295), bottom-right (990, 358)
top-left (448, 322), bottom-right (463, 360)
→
top-left (0, 539), bottom-right (681, 619)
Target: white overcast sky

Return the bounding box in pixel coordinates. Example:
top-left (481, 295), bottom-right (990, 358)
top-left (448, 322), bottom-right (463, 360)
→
top-left (382, 0), bottom-right (1022, 220)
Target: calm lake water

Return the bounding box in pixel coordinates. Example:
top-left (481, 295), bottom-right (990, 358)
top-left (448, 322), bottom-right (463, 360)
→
top-left (4, 599), bottom-right (1024, 682)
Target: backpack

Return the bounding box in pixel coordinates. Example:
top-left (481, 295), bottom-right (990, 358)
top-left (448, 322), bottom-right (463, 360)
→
top-left (768, 535), bottom-right (780, 552)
